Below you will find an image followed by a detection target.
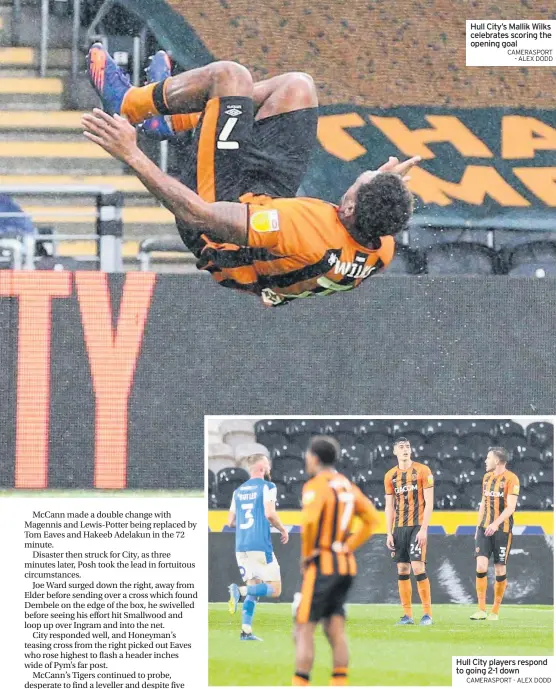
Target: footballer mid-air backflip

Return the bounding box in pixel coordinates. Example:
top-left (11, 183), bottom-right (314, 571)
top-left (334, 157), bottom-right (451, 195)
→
top-left (470, 447), bottom-right (520, 621)
top-left (384, 438), bottom-right (435, 626)
top-left (84, 44), bottom-right (420, 307)
top-left (226, 453), bottom-right (289, 641)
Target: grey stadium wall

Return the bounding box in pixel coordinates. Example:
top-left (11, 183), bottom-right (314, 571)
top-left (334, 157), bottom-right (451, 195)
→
top-left (0, 272), bottom-right (555, 490)
top-left (209, 533), bottom-right (555, 605)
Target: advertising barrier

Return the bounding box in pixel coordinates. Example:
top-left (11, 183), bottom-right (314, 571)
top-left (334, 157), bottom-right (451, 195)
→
top-left (1, 273), bottom-right (555, 489)
top-left (209, 533), bottom-right (554, 605)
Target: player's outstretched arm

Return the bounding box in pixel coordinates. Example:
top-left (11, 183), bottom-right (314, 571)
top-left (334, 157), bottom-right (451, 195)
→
top-left (82, 109), bottom-right (249, 245)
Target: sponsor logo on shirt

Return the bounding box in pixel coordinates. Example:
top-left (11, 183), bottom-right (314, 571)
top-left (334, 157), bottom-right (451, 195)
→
top-left (395, 484), bottom-right (418, 494)
top-left (427, 474), bottom-right (434, 485)
top-left (250, 209), bottom-right (280, 233)
top-left (484, 490), bottom-right (504, 497)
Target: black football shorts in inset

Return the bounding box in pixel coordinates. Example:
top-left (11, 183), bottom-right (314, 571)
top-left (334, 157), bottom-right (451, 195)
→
top-left (297, 571), bottom-right (354, 624)
top-left (392, 525), bottom-right (427, 563)
top-left (475, 527), bottom-right (512, 564)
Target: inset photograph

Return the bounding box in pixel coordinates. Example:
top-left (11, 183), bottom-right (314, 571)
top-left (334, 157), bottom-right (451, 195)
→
top-left (208, 416), bottom-right (554, 686)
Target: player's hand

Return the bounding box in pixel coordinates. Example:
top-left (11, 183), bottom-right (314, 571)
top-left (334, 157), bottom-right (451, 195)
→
top-left (386, 534), bottom-right (395, 550)
top-left (82, 109), bottom-right (139, 163)
top-left (416, 527), bottom-right (428, 548)
top-left (484, 523), bottom-right (498, 537)
top-left (280, 529), bottom-right (289, 545)
top-left (377, 155), bottom-right (421, 182)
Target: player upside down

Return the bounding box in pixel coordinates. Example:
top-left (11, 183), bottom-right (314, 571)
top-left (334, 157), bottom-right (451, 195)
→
top-left (84, 45), bottom-right (421, 307)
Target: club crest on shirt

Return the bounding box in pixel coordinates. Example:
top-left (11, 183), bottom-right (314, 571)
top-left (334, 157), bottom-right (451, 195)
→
top-left (250, 209), bottom-right (280, 233)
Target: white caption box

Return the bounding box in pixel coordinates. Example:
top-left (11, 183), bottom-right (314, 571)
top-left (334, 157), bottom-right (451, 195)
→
top-left (453, 656), bottom-right (554, 687)
top-left (466, 20), bottom-right (556, 66)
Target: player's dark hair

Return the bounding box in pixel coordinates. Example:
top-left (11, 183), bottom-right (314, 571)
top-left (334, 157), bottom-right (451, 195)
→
top-left (309, 435), bottom-right (340, 466)
top-left (394, 437), bottom-right (410, 447)
top-left (489, 446), bottom-right (510, 464)
top-left (353, 172), bottom-right (413, 246)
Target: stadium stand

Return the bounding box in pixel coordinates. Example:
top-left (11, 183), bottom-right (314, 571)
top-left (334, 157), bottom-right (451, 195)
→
top-left (168, 0), bottom-right (554, 108)
top-left (208, 418), bottom-right (554, 510)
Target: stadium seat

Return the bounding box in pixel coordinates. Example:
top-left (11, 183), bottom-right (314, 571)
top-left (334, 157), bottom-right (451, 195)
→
top-left (208, 442), bottom-right (235, 474)
top-left (254, 419), bottom-right (289, 435)
top-left (362, 431), bottom-right (392, 455)
top-left (460, 484), bottom-right (482, 510)
top-left (506, 241), bottom-right (556, 276)
top-left (273, 480), bottom-right (292, 509)
top-left (219, 418), bottom-right (256, 448)
top-left (234, 442), bottom-right (270, 466)
top-left (353, 420), bottom-right (391, 437)
top-left (320, 419), bottom-right (359, 436)
top-left (426, 434), bottom-right (462, 459)
top-left (517, 459), bottom-right (542, 487)
top-left (271, 455), bottom-right (304, 476)
top-left (418, 456), bottom-right (440, 472)
top-left (332, 431), bottom-right (359, 450)
top-left (454, 458), bottom-right (480, 484)
top-left (456, 420), bottom-right (499, 437)
top-left (381, 245), bottom-right (424, 275)
top-left (208, 470), bottom-right (217, 508)
top-left (497, 420), bottom-right (525, 438)
top-left (421, 420), bottom-right (461, 437)
top-left (256, 430), bottom-right (289, 451)
top-left (434, 483), bottom-right (461, 509)
top-left (341, 443), bottom-right (372, 469)
top-left (284, 430), bottom-right (314, 451)
top-left (541, 447), bottom-right (553, 463)
top-left (501, 436), bottom-right (530, 460)
top-left (285, 482), bottom-right (303, 508)
top-left (215, 467), bottom-right (250, 506)
top-left (355, 468), bottom-right (383, 486)
top-left (460, 433), bottom-right (494, 460)
top-left (425, 243), bottom-right (501, 275)
top-left (537, 466), bottom-right (553, 484)
top-left (285, 419), bottom-right (323, 436)
top-left (368, 494), bottom-right (385, 510)
top-left (517, 493), bottom-right (543, 510)
top-left (389, 419), bottom-right (426, 437)
top-left (527, 422), bottom-right (554, 449)
top-left (267, 439), bottom-right (304, 460)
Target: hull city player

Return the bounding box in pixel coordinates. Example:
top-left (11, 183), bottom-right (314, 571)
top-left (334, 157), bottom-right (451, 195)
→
top-left (470, 447), bottom-right (520, 621)
top-left (84, 45), bottom-right (421, 307)
top-left (384, 437), bottom-right (435, 625)
top-left (293, 436), bottom-right (379, 687)
top-left (227, 454), bottom-right (289, 640)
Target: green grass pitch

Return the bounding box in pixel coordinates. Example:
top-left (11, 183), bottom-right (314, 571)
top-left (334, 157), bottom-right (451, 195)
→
top-left (209, 603), bottom-right (554, 686)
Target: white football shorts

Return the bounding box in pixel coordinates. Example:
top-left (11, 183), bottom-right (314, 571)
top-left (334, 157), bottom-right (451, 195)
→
top-left (236, 550), bottom-right (281, 583)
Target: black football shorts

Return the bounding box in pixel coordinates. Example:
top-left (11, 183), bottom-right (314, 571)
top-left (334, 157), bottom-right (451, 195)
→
top-left (475, 527), bottom-right (512, 564)
top-left (392, 525), bottom-right (427, 563)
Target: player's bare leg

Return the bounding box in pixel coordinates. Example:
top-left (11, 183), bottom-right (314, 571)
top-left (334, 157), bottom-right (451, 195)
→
top-left (293, 622), bottom-right (316, 686)
top-left (488, 563), bottom-right (507, 620)
top-left (396, 562), bottom-right (414, 624)
top-left (323, 615), bottom-right (349, 686)
top-left (144, 69), bottom-right (318, 138)
top-left (121, 60), bottom-right (254, 124)
top-left (253, 72), bottom-right (318, 119)
top-left (470, 555), bottom-right (489, 620)
top-left (411, 560), bottom-right (433, 625)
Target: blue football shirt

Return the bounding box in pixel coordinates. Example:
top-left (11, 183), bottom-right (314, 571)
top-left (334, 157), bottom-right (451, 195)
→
top-left (231, 477), bottom-right (277, 558)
